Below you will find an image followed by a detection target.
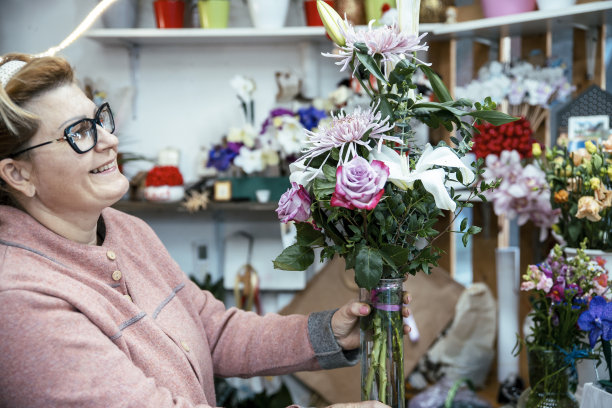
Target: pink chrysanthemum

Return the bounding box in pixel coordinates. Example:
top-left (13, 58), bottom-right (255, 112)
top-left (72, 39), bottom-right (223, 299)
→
top-left (299, 105), bottom-right (398, 167)
top-left (323, 20), bottom-right (429, 75)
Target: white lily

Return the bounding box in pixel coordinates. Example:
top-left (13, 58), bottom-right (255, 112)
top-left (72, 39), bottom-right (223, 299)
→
top-left (369, 144), bottom-right (475, 212)
top-left (288, 159), bottom-right (324, 190)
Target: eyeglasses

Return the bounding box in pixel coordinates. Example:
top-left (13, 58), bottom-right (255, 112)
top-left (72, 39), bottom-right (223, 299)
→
top-left (9, 102), bottom-right (115, 158)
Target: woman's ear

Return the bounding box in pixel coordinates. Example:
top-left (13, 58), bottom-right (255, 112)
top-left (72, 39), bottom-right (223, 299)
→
top-left (0, 158), bottom-right (35, 197)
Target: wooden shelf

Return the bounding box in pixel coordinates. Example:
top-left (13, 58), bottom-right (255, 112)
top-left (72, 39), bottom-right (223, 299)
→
top-left (112, 199), bottom-right (277, 214)
top-left (86, 2), bottom-right (612, 46)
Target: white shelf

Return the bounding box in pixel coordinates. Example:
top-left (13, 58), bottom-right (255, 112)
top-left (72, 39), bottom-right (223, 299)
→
top-left (86, 2), bottom-right (612, 46)
top-left (429, 0), bottom-right (612, 41)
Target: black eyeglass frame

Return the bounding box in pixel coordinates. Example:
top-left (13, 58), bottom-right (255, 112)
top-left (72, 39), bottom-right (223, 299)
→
top-left (9, 102), bottom-right (115, 158)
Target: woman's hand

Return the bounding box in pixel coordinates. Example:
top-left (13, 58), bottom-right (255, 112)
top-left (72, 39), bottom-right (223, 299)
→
top-left (327, 402), bottom-right (390, 408)
top-left (331, 292), bottom-right (412, 350)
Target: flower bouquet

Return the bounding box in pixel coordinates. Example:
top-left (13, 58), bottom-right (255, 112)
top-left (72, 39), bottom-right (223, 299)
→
top-left (518, 243), bottom-right (612, 406)
top-left (144, 165), bottom-right (185, 202)
top-left (535, 136), bottom-right (612, 251)
top-left (482, 148), bottom-right (560, 241)
top-left (272, 1), bottom-right (516, 405)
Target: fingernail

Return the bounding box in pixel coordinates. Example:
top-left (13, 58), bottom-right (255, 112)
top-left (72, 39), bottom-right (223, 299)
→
top-left (360, 305), bottom-right (369, 315)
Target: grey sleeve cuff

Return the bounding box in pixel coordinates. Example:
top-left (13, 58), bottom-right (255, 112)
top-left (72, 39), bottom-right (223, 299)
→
top-left (307, 309), bottom-right (359, 370)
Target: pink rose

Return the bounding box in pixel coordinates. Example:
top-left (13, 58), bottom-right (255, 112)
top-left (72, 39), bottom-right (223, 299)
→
top-left (331, 157), bottom-right (389, 210)
top-left (276, 182), bottom-right (312, 223)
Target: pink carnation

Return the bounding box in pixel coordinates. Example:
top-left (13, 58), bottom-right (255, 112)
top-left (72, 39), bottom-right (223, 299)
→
top-left (276, 182), bottom-right (312, 223)
top-left (331, 157), bottom-right (389, 210)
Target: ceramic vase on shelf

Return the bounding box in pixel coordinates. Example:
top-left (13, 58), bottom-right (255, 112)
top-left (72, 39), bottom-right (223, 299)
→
top-left (303, 0), bottom-right (333, 26)
top-left (153, 0), bottom-right (186, 28)
top-left (364, 0), bottom-right (396, 25)
top-left (360, 278), bottom-right (405, 408)
top-left (480, 0), bottom-right (535, 18)
top-left (247, 0), bottom-right (290, 29)
top-left (335, 0), bottom-right (366, 25)
top-left (198, 0), bottom-right (230, 28)
top-left (520, 348), bottom-right (578, 408)
top-left (536, 0), bottom-right (576, 11)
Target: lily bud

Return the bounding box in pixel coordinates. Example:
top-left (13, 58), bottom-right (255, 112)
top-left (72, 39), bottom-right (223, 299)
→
top-left (397, 0), bottom-right (421, 36)
top-left (532, 142), bottom-right (542, 158)
top-left (317, 0), bottom-right (346, 47)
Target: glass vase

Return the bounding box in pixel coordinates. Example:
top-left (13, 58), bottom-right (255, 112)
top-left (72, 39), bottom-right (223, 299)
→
top-left (525, 348), bottom-right (578, 408)
top-left (360, 278), bottom-right (405, 408)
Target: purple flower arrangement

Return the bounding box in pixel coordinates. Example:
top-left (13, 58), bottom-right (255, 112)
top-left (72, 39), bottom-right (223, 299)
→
top-left (520, 243), bottom-right (612, 379)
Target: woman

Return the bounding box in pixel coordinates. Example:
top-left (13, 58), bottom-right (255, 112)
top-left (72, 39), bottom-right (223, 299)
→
top-left (0, 53), bottom-right (409, 408)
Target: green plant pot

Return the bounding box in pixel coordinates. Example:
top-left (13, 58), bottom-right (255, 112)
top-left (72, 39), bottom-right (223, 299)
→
top-left (364, 0), bottom-right (396, 25)
top-left (198, 0), bottom-right (230, 29)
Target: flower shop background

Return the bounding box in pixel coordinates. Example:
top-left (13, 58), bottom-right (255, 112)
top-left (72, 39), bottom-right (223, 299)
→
top-left (3, 0), bottom-right (612, 406)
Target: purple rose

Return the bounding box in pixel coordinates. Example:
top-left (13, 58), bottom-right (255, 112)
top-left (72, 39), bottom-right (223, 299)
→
top-left (276, 182), bottom-right (312, 223)
top-left (331, 157), bottom-right (389, 210)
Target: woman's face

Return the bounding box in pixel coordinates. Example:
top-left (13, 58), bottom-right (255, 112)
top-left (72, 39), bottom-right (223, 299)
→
top-left (21, 83), bottom-right (129, 217)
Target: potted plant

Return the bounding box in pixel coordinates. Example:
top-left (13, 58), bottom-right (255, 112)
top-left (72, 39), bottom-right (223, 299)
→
top-left (197, 0), bottom-right (230, 29)
top-left (153, 0), bottom-right (185, 28)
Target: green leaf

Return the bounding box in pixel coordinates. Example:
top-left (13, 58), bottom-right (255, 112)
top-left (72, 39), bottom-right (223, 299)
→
top-left (273, 244), bottom-right (314, 271)
top-left (313, 178), bottom-right (336, 199)
top-left (322, 164), bottom-right (337, 180)
top-left (460, 217), bottom-right (468, 232)
top-left (419, 64), bottom-right (452, 103)
top-left (354, 246), bottom-right (383, 290)
top-left (468, 110), bottom-right (518, 126)
top-left (380, 244), bottom-right (411, 267)
top-left (355, 51), bottom-right (387, 85)
top-left (296, 223), bottom-right (326, 247)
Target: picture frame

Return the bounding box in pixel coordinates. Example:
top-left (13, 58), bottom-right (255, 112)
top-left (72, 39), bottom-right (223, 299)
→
top-left (213, 180), bottom-right (232, 201)
top-left (567, 114), bottom-right (610, 151)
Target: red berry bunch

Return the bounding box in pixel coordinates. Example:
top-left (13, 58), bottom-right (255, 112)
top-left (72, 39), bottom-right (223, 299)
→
top-left (145, 166), bottom-right (184, 187)
top-left (472, 117), bottom-right (534, 160)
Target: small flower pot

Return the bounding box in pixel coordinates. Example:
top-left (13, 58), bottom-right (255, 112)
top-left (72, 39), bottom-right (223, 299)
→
top-left (198, 0), bottom-right (230, 29)
top-left (247, 0), bottom-right (290, 29)
top-left (153, 0), bottom-right (185, 29)
top-left (537, 0), bottom-right (576, 11)
top-left (364, 0), bottom-right (396, 25)
top-left (480, 0), bottom-right (536, 18)
top-left (304, 0), bottom-right (334, 27)
top-left (144, 185), bottom-right (185, 202)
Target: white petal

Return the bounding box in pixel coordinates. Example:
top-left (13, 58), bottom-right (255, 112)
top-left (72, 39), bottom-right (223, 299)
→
top-left (417, 144), bottom-right (475, 184)
top-left (416, 168), bottom-right (456, 211)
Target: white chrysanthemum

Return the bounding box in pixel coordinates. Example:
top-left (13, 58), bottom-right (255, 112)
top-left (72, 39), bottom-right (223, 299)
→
top-left (299, 105), bottom-right (398, 166)
top-left (323, 21), bottom-right (429, 75)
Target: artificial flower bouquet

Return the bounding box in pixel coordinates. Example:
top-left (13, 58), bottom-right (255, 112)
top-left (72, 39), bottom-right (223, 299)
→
top-left (272, 1), bottom-right (516, 405)
top-left (518, 243), bottom-right (612, 402)
top-left (144, 165), bottom-right (185, 202)
top-left (535, 136), bottom-right (612, 250)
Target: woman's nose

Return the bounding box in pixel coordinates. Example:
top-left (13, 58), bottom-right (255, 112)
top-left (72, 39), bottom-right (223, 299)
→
top-left (94, 124), bottom-right (119, 151)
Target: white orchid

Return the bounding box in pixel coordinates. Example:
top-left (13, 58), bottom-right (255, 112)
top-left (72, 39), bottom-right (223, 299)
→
top-left (233, 146), bottom-right (265, 175)
top-left (229, 75), bottom-right (256, 104)
top-left (369, 144), bottom-right (475, 212)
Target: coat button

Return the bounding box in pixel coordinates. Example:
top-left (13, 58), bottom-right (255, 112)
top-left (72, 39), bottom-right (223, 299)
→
top-left (123, 294), bottom-right (132, 302)
top-left (181, 340), bottom-right (190, 352)
top-left (112, 270), bottom-right (122, 281)
top-left (106, 250), bottom-right (116, 260)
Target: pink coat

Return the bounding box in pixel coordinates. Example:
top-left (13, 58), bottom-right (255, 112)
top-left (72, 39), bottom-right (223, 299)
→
top-left (0, 206), bottom-right (355, 407)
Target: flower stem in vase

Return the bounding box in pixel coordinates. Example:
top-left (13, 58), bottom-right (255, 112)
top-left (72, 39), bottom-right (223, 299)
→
top-left (360, 279), bottom-right (405, 407)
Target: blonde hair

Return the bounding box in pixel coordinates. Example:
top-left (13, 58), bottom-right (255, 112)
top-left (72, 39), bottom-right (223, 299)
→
top-left (0, 53), bottom-right (74, 204)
